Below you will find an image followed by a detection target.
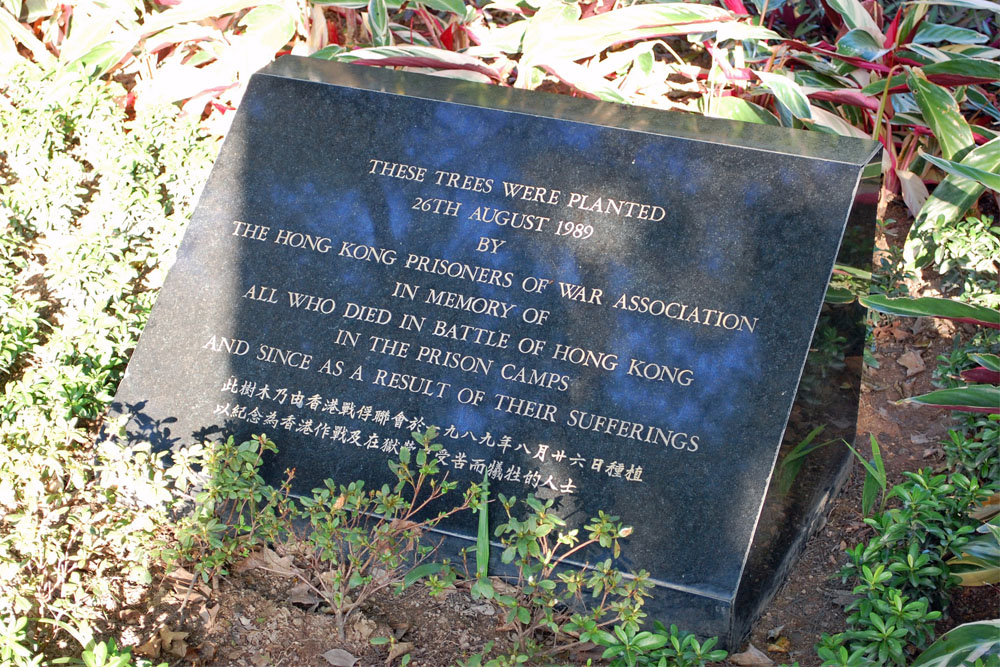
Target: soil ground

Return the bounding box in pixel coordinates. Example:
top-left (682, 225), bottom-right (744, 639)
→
top-left (114, 206), bottom-right (999, 666)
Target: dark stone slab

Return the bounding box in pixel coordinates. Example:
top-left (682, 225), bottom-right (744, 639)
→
top-left (109, 56), bottom-right (879, 646)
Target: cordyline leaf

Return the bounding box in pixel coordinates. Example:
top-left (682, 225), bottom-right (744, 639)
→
top-left (962, 368), bottom-right (1000, 384)
top-left (914, 22), bottom-right (989, 44)
top-left (860, 295), bottom-right (1000, 328)
top-left (834, 263), bottom-right (873, 279)
top-left (972, 494), bottom-right (1000, 520)
top-left (921, 153), bottom-right (1000, 191)
top-left (714, 22), bottom-right (781, 41)
top-left (702, 96), bottom-right (779, 125)
top-left (57, 2), bottom-right (138, 64)
top-left (542, 60), bottom-right (629, 103)
top-left (824, 286), bottom-right (855, 304)
top-left (588, 41), bottom-right (655, 79)
top-left (367, 0), bottom-right (390, 46)
top-left (721, 0), bottom-right (750, 15)
top-left (143, 0), bottom-right (261, 36)
top-left (837, 28), bottom-right (890, 61)
top-left (908, 137), bottom-right (1000, 264)
top-left (910, 0), bottom-right (1000, 12)
top-left (827, 0), bottom-right (884, 45)
top-left (806, 105), bottom-right (870, 138)
top-left (311, 44), bottom-right (347, 59)
top-left (389, 24), bottom-right (431, 47)
top-left (331, 46), bottom-right (502, 81)
top-left (919, 58), bottom-right (1000, 87)
top-left (63, 39), bottom-right (134, 79)
top-left (0, 6), bottom-right (56, 66)
top-left (238, 5), bottom-right (295, 54)
top-left (783, 39), bottom-right (892, 73)
top-left (962, 355), bottom-right (1000, 385)
top-left (525, 3), bottom-right (736, 65)
top-left (967, 85), bottom-right (1000, 119)
top-left (803, 87), bottom-right (881, 112)
top-left (756, 70), bottom-right (811, 119)
top-left (418, 0), bottom-right (468, 17)
top-left (862, 59), bottom-right (1000, 94)
top-left (911, 620), bottom-right (1000, 667)
top-left (466, 20), bottom-right (526, 57)
top-left (897, 169), bottom-right (930, 217)
top-left (896, 3), bottom-right (929, 45)
top-left (310, 0), bottom-right (402, 7)
top-left (971, 353), bottom-right (1000, 372)
top-left (518, 0), bottom-right (579, 85)
top-left (950, 565), bottom-right (1000, 586)
top-left (901, 386), bottom-right (1000, 414)
top-left (907, 68), bottom-right (974, 160)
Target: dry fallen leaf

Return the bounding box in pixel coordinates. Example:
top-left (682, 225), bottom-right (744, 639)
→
top-left (286, 582), bottom-right (322, 606)
top-left (489, 577), bottom-right (519, 596)
top-left (162, 589), bottom-right (205, 606)
top-left (729, 643), bottom-right (774, 665)
top-left (897, 349), bottom-right (926, 376)
top-left (388, 642), bottom-right (414, 661)
top-left (347, 613), bottom-right (376, 642)
top-left (199, 603), bottom-right (221, 631)
top-left (321, 648), bottom-right (357, 666)
top-left (134, 636), bottom-right (161, 659)
top-left (164, 567), bottom-right (195, 587)
top-left (159, 626), bottom-right (189, 658)
top-left (235, 546), bottom-right (302, 578)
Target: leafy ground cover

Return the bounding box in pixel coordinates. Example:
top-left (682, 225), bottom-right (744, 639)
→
top-left (1, 0), bottom-right (998, 665)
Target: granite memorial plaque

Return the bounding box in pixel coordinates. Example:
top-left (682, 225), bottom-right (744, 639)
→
top-left (109, 56), bottom-right (880, 646)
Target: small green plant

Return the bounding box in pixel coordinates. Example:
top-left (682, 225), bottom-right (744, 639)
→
top-left (594, 622), bottom-right (727, 667)
top-left (296, 427), bottom-right (477, 638)
top-left (0, 617), bottom-right (166, 667)
top-left (943, 418), bottom-right (999, 484)
top-left (842, 469), bottom-right (988, 605)
top-left (869, 245), bottom-right (915, 307)
top-left (823, 466), bottom-right (993, 665)
top-left (468, 493), bottom-right (648, 662)
top-left (462, 492), bottom-right (725, 665)
top-left (0, 616), bottom-right (41, 667)
top-left (166, 428), bottom-right (479, 640)
top-left (162, 433), bottom-right (294, 582)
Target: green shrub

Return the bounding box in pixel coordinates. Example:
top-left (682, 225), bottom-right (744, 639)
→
top-left (0, 62), bottom-right (214, 654)
top-left (944, 419), bottom-right (999, 484)
top-left (824, 469), bottom-right (994, 665)
top-left (163, 429), bottom-right (481, 640)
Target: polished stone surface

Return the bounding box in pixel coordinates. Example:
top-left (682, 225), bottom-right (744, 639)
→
top-left (109, 56), bottom-right (880, 646)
